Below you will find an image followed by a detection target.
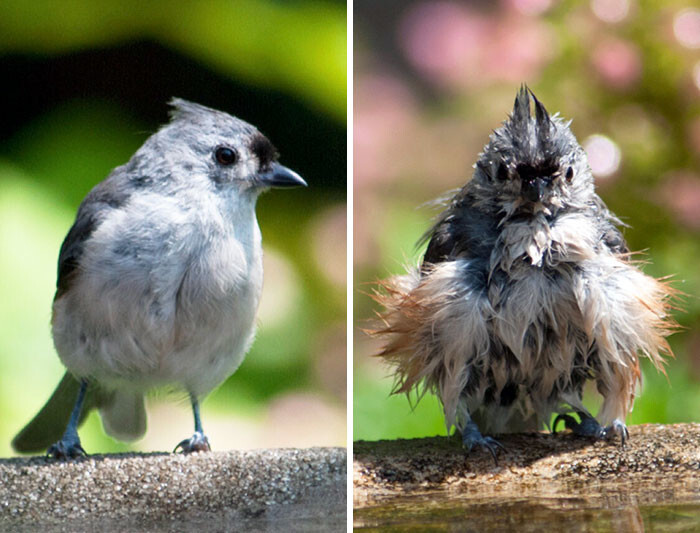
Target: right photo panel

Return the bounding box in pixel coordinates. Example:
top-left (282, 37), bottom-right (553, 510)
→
top-left (353, 0), bottom-right (700, 529)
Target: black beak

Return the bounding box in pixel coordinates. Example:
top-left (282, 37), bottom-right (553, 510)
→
top-left (258, 162), bottom-right (307, 188)
top-left (522, 177), bottom-right (546, 203)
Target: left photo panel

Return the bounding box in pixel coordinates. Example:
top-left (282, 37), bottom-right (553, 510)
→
top-left (0, 1), bottom-right (347, 529)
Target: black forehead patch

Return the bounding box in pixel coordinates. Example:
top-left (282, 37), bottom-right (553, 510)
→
top-left (516, 160), bottom-right (559, 181)
top-left (250, 133), bottom-right (278, 169)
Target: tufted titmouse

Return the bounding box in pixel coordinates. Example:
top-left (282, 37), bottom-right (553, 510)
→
top-left (12, 98), bottom-right (306, 458)
top-left (372, 86), bottom-right (678, 463)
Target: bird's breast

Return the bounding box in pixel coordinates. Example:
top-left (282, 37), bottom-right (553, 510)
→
top-left (493, 211), bottom-right (601, 273)
top-left (52, 192), bottom-right (264, 393)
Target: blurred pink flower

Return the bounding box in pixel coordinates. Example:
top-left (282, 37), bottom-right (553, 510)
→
top-left (591, 38), bottom-right (642, 89)
top-left (657, 171), bottom-right (700, 231)
top-left (482, 15), bottom-right (555, 83)
top-left (583, 134), bottom-right (622, 179)
top-left (591, 0), bottom-right (631, 24)
top-left (353, 192), bottom-right (381, 268)
top-left (506, 0), bottom-right (555, 16)
top-left (398, 2), bottom-right (554, 89)
top-left (398, 2), bottom-right (487, 88)
top-left (673, 8), bottom-right (700, 49)
top-left (354, 73), bottom-right (418, 185)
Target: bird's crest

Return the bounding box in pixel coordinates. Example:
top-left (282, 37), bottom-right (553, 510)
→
top-left (168, 97), bottom-right (221, 121)
top-left (490, 84), bottom-right (570, 175)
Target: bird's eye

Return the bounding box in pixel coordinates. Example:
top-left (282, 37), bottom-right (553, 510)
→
top-left (565, 166), bottom-right (574, 181)
top-left (215, 146), bottom-right (238, 166)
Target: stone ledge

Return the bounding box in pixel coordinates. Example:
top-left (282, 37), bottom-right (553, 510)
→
top-left (354, 424), bottom-right (700, 508)
top-left (1, 447), bottom-right (346, 531)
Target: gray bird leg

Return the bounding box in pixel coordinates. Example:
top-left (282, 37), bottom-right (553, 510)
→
top-left (461, 419), bottom-right (506, 465)
top-left (47, 378), bottom-right (88, 459)
top-left (174, 393), bottom-right (211, 453)
top-left (553, 411), bottom-right (629, 445)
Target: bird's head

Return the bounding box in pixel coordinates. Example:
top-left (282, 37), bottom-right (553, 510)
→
top-left (133, 98), bottom-right (306, 196)
top-left (470, 86), bottom-right (593, 218)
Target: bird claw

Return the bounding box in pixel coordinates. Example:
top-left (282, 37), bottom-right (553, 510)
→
top-left (462, 422), bottom-right (506, 465)
top-left (471, 436), bottom-right (506, 465)
top-left (174, 431), bottom-right (211, 453)
top-left (553, 413), bottom-right (628, 445)
top-left (604, 419), bottom-right (629, 445)
top-left (47, 438), bottom-right (86, 459)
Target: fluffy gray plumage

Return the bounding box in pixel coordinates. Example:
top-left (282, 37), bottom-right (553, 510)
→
top-left (13, 98), bottom-right (306, 456)
top-left (375, 87), bottom-right (676, 460)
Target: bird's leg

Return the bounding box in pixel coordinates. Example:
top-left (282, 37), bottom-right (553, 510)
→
top-left (595, 367), bottom-right (633, 445)
top-left (554, 367), bottom-right (632, 445)
top-left (47, 378), bottom-right (88, 459)
top-left (461, 419), bottom-right (506, 465)
top-left (174, 393), bottom-right (211, 453)
top-left (552, 411), bottom-right (629, 445)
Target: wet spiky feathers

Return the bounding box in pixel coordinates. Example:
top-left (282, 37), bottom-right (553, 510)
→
top-left (373, 87), bottom-right (678, 454)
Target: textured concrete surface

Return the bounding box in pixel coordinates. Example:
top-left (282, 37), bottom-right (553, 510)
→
top-left (355, 425), bottom-right (700, 529)
top-left (0, 447), bottom-right (346, 531)
top-left (355, 424), bottom-right (700, 505)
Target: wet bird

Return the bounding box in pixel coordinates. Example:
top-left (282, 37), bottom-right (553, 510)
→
top-left (373, 86), bottom-right (677, 462)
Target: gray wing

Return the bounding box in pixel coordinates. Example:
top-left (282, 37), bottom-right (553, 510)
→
top-left (421, 197), bottom-right (499, 269)
top-left (591, 196), bottom-right (630, 258)
top-left (601, 223), bottom-right (629, 256)
top-left (55, 167), bottom-right (133, 299)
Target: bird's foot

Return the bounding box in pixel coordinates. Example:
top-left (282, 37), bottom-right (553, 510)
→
top-left (174, 431), bottom-right (211, 453)
top-left (47, 436), bottom-right (86, 459)
top-left (553, 413), bottom-right (629, 445)
top-left (461, 421), bottom-right (506, 465)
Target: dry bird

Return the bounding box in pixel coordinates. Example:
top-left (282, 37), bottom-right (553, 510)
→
top-left (12, 99), bottom-right (306, 458)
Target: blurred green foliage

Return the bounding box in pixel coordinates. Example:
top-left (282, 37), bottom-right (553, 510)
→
top-left (0, 1), bottom-right (346, 456)
top-left (354, 0), bottom-right (699, 441)
top-left (0, 0), bottom-right (346, 120)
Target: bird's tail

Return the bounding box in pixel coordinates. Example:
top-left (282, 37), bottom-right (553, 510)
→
top-left (99, 389), bottom-right (146, 442)
top-left (12, 372), bottom-right (147, 453)
top-left (12, 372), bottom-right (101, 453)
